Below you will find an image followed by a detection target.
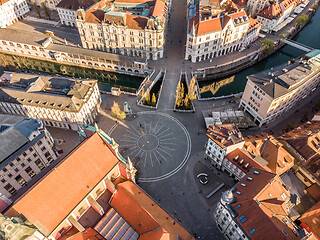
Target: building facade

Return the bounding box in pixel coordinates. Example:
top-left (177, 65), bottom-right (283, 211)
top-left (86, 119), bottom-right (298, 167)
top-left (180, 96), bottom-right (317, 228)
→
top-left (0, 72), bottom-right (101, 131)
top-left (240, 50), bottom-right (320, 127)
top-left (222, 148), bottom-right (266, 181)
top-left (215, 169), bottom-right (300, 240)
top-left (185, 1), bottom-right (261, 62)
top-left (0, 114), bottom-right (57, 200)
top-left (205, 124), bottom-right (244, 169)
top-left (76, 0), bottom-right (167, 60)
top-left (56, 0), bottom-right (98, 26)
top-left (278, 121), bottom-right (320, 186)
top-left (0, 37), bottom-right (149, 75)
top-left (246, 0), bottom-right (269, 17)
top-left (5, 129), bottom-right (194, 240)
top-left (256, 0), bottom-right (301, 32)
top-left (0, 0), bottom-right (29, 28)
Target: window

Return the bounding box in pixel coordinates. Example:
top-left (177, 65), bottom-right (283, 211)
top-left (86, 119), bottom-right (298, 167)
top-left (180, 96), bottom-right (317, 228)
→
top-left (238, 215), bottom-right (247, 223)
top-left (8, 173), bottom-right (12, 178)
top-left (35, 159), bottom-right (45, 170)
top-left (2, 167), bottom-right (7, 172)
top-left (41, 146), bottom-right (46, 151)
top-left (4, 184), bottom-right (16, 194)
top-left (27, 158), bottom-right (31, 162)
top-left (21, 163), bottom-right (25, 167)
top-left (249, 228), bottom-right (256, 235)
top-left (14, 168), bottom-right (19, 173)
top-left (281, 193), bottom-right (287, 200)
top-left (235, 204), bottom-right (240, 210)
top-left (33, 153), bottom-right (37, 158)
top-left (16, 157), bottom-right (21, 162)
top-left (1, 179), bottom-right (5, 183)
top-left (37, 140), bottom-right (42, 146)
top-left (44, 152), bottom-right (51, 158)
top-left (29, 147), bottom-right (33, 152)
top-left (22, 152), bottom-right (27, 157)
top-left (9, 162), bottom-right (14, 167)
top-left (281, 230), bottom-right (288, 236)
top-left (15, 175), bottom-right (26, 186)
top-left (25, 167), bottom-right (36, 178)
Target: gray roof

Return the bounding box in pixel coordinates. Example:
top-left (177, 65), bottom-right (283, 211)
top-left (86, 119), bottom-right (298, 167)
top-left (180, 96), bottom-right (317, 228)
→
top-left (47, 43), bottom-right (147, 64)
top-left (247, 58), bottom-right (318, 99)
top-left (56, 0), bottom-right (99, 10)
top-left (0, 72), bottom-right (97, 112)
top-left (0, 114), bottom-right (44, 165)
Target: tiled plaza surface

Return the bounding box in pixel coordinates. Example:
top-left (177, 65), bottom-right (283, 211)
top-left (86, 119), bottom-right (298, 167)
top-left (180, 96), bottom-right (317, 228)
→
top-left (109, 112), bottom-right (191, 182)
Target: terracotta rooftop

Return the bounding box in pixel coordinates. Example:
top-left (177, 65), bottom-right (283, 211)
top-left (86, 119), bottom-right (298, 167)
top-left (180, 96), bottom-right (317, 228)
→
top-left (244, 134), bottom-right (294, 175)
top-left (306, 184), bottom-right (320, 202)
top-left (57, 0), bottom-right (99, 10)
top-left (67, 228), bottom-right (104, 240)
top-left (206, 124), bottom-right (244, 148)
top-left (258, 1), bottom-right (282, 20)
top-left (232, 0), bottom-right (247, 7)
top-left (110, 181), bottom-right (194, 240)
top-left (299, 201), bottom-right (320, 238)
top-left (5, 132), bottom-right (120, 237)
top-left (248, 17), bottom-right (261, 30)
top-left (279, 122), bottom-right (320, 181)
top-left (225, 148), bottom-right (266, 174)
top-left (229, 169), bottom-right (298, 240)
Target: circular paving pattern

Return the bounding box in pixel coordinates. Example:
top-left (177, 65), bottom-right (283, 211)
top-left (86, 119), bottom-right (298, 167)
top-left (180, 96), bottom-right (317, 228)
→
top-left (109, 112), bottom-right (191, 182)
top-left (137, 134), bottom-right (159, 151)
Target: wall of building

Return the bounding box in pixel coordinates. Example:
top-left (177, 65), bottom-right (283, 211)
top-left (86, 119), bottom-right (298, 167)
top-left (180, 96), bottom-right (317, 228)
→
top-left (76, 20), bottom-right (164, 61)
top-left (0, 0), bottom-right (29, 28)
top-left (0, 128), bottom-right (57, 199)
top-left (0, 81), bottom-right (101, 131)
top-left (0, 39), bottom-right (149, 76)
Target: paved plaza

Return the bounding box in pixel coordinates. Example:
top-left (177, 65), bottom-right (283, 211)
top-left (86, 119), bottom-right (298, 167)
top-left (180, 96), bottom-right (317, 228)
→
top-left (109, 112), bottom-right (191, 182)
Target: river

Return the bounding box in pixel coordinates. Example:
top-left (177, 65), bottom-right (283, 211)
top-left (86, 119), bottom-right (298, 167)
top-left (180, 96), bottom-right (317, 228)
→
top-left (198, 8), bottom-right (320, 98)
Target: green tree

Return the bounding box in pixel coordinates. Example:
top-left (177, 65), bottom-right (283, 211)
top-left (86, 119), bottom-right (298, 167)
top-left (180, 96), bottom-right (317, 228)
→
top-left (175, 82), bottom-right (184, 107)
top-left (261, 39), bottom-right (274, 54)
top-left (312, 3), bottom-right (319, 11)
top-left (145, 89), bottom-right (151, 105)
top-left (151, 93), bottom-right (157, 106)
top-left (184, 94), bottom-right (191, 109)
top-left (188, 76), bottom-right (198, 102)
top-left (278, 31), bottom-right (289, 40)
top-left (295, 14), bottom-right (308, 26)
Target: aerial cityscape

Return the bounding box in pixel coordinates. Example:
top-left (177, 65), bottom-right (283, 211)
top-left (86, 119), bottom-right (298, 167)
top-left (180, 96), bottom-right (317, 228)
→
top-left (0, 0), bottom-right (319, 238)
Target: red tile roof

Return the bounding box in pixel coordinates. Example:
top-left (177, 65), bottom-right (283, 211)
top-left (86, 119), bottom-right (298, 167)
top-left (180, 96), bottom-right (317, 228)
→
top-left (195, 17), bottom-right (222, 35)
top-left (67, 228), bottom-right (104, 240)
top-left (57, 0), bottom-right (99, 10)
top-left (244, 135), bottom-right (294, 175)
top-left (230, 169), bottom-right (298, 240)
top-left (206, 124), bottom-right (244, 148)
top-left (306, 184), bottom-right (320, 202)
top-left (258, 1), bottom-right (283, 20)
top-left (150, 0), bottom-right (166, 17)
top-left (225, 148), bottom-right (266, 174)
top-left (5, 133), bottom-right (120, 237)
top-left (85, 9), bottom-right (105, 23)
top-left (299, 201), bottom-right (320, 238)
top-left (126, 14), bottom-right (149, 30)
top-left (110, 181), bottom-right (194, 240)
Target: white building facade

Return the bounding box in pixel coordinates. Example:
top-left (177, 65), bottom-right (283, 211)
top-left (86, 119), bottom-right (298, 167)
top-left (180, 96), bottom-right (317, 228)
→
top-left (0, 115), bottom-right (57, 200)
top-left (76, 0), bottom-right (167, 60)
top-left (185, 2), bottom-right (261, 63)
top-left (240, 50), bottom-right (320, 126)
top-left (205, 124), bottom-right (244, 169)
top-left (0, 0), bottom-right (29, 28)
top-left (0, 72), bottom-right (101, 131)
